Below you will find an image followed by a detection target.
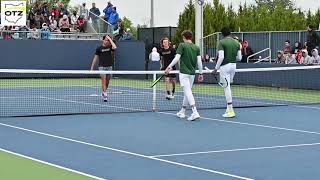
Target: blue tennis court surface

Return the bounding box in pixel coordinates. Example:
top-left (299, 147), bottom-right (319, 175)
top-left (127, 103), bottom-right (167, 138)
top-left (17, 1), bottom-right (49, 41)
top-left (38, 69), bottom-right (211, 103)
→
top-left (1, 104), bottom-right (320, 180)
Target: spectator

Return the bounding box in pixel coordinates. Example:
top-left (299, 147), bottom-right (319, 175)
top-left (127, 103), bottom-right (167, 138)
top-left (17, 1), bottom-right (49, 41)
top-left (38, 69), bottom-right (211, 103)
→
top-left (276, 50), bottom-right (286, 64)
top-left (59, 3), bottom-right (69, 18)
top-left (285, 52), bottom-right (297, 64)
top-left (42, 13), bottom-right (50, 26)
top-left (103, 1), bottom-right (113, 22)
top-left (31, 2), bottom-right (41, 15)
top-left (3, 26), bottom-right (13, 40)
top-left (292, 41), bottom-right (302, 54)
top-left (18, 25), bottom-right (29, 39)
top-left (108, 7), bottom-right (119, 28)
top-left (241, 40), bottom-right (254, 63)
top-left (301, 49), bottom-right (313, 65)
top-left (114, 19), bottom-right (124, 40)
top-left (41, 23), bottom-right (50, 40)
top-left (306, 25), bottom-right (320, 56)
top-left (291, 41), bottom-right (302, 61)
top-left (121, 28), bottom-right (135, 41)
top-left (149, 47), bottom-right (160, 62)
top-left (28, 12), bottom-right (36, 28)
top-left (79, 3), bottom-right (89, 20)
top-left (283, 40), bottom-right (292, 54)
top-left (34, 12), bottom-right (43, 29)
top-left (311, 49), bottom-right (320, 65)
top-left (50, 5), bottom-right (60, 20)
top-left (41, 2), bottom-right (49, 15)
top-left (76, 15), bottom-right (86, 33)
top-left (89, 3), bottom-right (101, 32)
top-left (303, 41), bottom-right (308, 49)
top-left (49, 15), bottom-right (58, 31)
top-left (70, 11), bottom-right (78, 30)
top-left (29, 26), bottom-right (40, 39)
top-left (59, 15), bottom-right (70, 32)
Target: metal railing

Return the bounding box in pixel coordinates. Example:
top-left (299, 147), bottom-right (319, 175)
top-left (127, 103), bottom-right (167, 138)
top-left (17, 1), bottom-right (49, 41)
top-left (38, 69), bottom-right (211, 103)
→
top-left (88, 11), bottom-right (113, 34)
top-left (0, 30), bottom-right (108, 40)
top-left (247, 48), bottom-right (271, 63)
top-left (201, 30), bottom-right (320, 62)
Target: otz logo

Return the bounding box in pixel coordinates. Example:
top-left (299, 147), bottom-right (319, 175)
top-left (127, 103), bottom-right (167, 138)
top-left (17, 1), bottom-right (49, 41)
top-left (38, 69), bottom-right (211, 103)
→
top-left (5, 10), bottom-right (24, 17)
top-left (1, 1), bottom-right (26, 26)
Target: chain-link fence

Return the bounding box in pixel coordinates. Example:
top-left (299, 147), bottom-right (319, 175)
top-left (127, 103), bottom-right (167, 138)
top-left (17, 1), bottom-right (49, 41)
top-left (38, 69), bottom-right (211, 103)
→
top-left (202, 31), bottom-right (320, 63)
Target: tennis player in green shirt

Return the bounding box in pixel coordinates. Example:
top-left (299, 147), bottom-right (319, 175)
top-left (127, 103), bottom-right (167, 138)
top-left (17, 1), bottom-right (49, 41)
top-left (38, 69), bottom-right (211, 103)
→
top-left (165, 30), bottom-right (204, 121)
top-left (212, 27), bottom-right (242, 118)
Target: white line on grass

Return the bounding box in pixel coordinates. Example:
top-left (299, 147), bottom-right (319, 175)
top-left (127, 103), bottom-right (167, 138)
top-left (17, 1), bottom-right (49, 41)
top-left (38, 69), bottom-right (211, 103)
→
top-left (0, 148), bottom-right (106, 180)
top-left (0, 123), bottom-right (254, 180)
top-left (149, 142), bottom-right (320, 158)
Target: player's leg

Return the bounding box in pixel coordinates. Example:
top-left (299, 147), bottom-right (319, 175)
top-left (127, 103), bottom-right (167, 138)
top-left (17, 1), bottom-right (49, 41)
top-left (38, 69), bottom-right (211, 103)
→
top-left (99, 67), bottom-right (108, 102)
top-left (220, 64), bottom-right (236, 118)
top-left (105, 66), bottom-right (112, 90)
top-left (186, 75), bottom-right (200, 121)
top-left (100, 75), bottom-right (108, 102)
top-left (165, 76), bottom-right (172, 100)
top-left (177, 74), bottom-right (189, 118)
top-left (170, 76), bottom-right (176, 99)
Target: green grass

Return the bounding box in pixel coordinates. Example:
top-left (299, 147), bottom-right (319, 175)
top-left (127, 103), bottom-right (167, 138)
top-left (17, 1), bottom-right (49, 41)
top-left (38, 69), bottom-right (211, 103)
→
top-left (0, 149), bottom-right (97, 180)
top-left (1, 78), bottom-right (319, 103)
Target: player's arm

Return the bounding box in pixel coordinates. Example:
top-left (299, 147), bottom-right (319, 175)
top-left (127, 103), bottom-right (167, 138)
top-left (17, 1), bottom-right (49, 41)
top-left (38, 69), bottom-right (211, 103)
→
top-left (236, 50), bottom-right (242, 62)
top-left (106, 35), bottom-right (117, 50)
top-left (215, 50), bottom-right (224, 70)
top-left (197, 55), bottom-right (204, 82)
top-left (91, 55), bottom-right (98, 70)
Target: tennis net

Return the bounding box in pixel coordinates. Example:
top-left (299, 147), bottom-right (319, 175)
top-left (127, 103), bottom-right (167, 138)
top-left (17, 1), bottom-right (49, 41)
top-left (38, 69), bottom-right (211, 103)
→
top-left (0, 66), bottom-right (319, 117)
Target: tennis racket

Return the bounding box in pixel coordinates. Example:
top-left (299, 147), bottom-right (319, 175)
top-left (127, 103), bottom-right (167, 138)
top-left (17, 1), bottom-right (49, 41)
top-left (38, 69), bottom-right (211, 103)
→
top-left (150, 74), bottom-right (165, 88)
top-left (204, 67), bottom-right (229, 88)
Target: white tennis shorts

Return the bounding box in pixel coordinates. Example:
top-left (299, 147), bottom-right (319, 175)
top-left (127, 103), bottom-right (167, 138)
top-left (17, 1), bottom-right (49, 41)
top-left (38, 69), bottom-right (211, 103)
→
top-left (179, 73), bottom-right (195, 88)
top-left (219, 63), bottom-right (236, 83)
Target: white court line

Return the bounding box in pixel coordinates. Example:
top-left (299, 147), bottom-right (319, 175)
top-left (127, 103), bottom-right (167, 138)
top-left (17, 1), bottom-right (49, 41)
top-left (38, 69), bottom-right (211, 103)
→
top-left (150, 142), bottom-right (320, 158)
top-left (158, 111), bottom-right (320, 136)
top-left (0, 147), bottom-right (106, 180)
top-left (0, 123), bottom-right (254, 180)
top-left (293, 105), bottom-right (320, 110)
top-left (39, 97), bottom-right (320, 136)
top-left (39, 96), bottom-right (147, 112)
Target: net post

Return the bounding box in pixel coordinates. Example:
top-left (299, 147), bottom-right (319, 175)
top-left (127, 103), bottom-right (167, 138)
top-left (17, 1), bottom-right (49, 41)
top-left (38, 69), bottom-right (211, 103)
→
top-left (152, 72), bottom-right (157, 111)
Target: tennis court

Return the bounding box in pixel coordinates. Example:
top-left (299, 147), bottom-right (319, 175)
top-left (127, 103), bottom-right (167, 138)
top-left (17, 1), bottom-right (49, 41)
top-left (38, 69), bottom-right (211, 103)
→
top-left (1, 67), bottom-right (320, 180)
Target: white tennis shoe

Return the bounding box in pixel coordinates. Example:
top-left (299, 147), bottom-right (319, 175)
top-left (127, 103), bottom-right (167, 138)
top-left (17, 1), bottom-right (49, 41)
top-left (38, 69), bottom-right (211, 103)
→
top-left (187, 112), bottom-right (200, 121)
top-left (176, 110), bottom-right (186, 118)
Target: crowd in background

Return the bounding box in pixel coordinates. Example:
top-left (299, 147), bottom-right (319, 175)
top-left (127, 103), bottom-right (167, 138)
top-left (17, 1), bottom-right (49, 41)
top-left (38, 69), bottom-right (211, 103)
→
top-left (0, 0), bottom-right (135, 41)
top-left (276, 25), bottom-right (320, 65)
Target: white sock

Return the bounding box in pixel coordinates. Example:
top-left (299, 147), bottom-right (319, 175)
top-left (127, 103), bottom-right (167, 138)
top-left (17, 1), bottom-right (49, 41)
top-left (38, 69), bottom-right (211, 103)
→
top-left (192, 106), bottom-right (197, 113)
top-left (227, 103), bottom-right (233, 112)
top-left (180, 107), bottom-right (186, 113)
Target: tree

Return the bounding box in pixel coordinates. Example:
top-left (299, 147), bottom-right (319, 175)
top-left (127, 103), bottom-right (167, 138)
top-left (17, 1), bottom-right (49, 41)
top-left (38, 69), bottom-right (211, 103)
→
top-left (254, 0), bottom-right (294, 11)
top-left (122, 16), bottom-right (138, 38)
top-left (172, 0), bottom-right (195, 44)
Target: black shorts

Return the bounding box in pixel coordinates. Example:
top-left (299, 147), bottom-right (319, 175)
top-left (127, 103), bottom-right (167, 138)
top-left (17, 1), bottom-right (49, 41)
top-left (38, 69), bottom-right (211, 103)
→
top-left (161, 66), bottom-right (176, 78)
top-left (165, 73), bottom-right (176, 78)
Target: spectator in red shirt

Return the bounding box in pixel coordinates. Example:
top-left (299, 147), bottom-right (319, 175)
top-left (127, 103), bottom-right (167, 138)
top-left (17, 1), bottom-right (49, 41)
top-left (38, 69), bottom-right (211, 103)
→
top-left (76, 15), bottom-right (86, 33)
top-left (50, 5), bottom-right (60, 20)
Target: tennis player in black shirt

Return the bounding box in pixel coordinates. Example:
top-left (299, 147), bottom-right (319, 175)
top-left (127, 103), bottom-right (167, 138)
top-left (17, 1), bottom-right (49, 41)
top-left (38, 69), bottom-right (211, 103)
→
top-left (91, 35), bottom-right (117, 102)
top-left (159, 37), bottom-right (176, 100)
